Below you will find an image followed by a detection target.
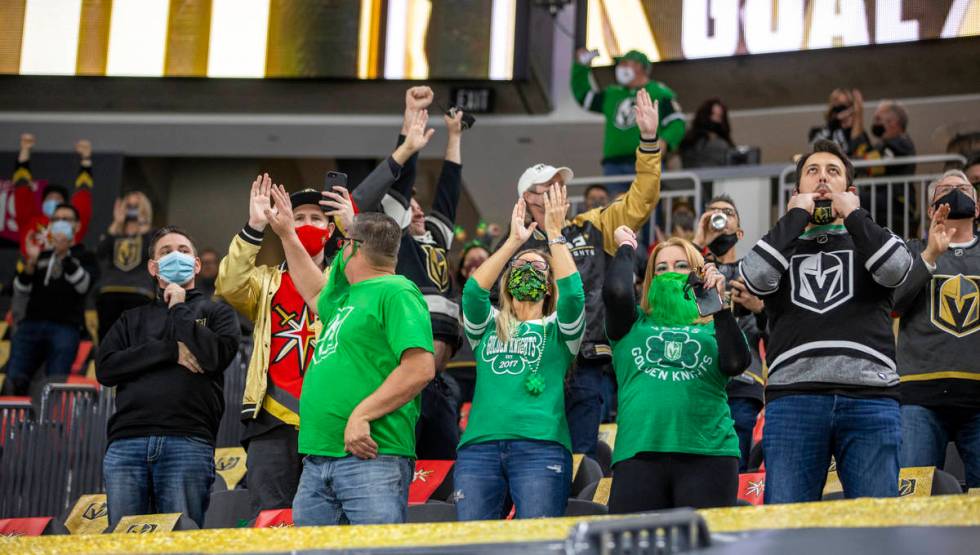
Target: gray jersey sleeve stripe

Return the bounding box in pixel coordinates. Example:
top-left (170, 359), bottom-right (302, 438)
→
top-left (756, 240), bottom-right (789, 270)
top-left (865, 235), bottom-right (900, 270)
top-left (867, 239), bottom-right (913, 288)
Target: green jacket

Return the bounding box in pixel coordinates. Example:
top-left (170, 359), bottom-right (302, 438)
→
top-left (571, 61), bottom-right (685, 163)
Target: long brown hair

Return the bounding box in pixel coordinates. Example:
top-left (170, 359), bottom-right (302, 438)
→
top-left (495, 249), bottom-right (557, 342)
top-left (639, 238), bottom-right (705, 315)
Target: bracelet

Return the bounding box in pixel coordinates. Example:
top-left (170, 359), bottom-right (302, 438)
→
top-left (547, 236), bottom-right (567, 246)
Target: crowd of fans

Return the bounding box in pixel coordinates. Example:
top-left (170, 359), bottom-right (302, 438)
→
top-left (2, 74), bottom-right (979, 530)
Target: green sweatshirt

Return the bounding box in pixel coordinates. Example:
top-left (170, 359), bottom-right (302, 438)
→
top-left (571, 61), bottom-right (685, 163)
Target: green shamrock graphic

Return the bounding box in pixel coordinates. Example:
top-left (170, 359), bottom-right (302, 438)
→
top-left (645, 331), bottom-right (701, 369)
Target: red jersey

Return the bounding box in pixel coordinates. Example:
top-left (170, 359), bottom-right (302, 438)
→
top-left (267, 271), bottom-right (318, 402)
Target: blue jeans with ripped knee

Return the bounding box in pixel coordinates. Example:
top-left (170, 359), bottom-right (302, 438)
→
top-left (453, 439), bottom-right (571, 520)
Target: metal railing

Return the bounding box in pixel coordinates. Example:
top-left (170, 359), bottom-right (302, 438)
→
top-left (567, 171), bottom-right (703, 240)
top-left (778, 154), bottom-right (966, 238)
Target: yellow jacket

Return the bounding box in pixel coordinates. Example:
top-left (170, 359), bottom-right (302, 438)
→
top-left (216, 229), bottom-right (327, 426)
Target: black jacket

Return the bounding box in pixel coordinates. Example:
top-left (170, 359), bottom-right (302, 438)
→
top-left (15, 244), bottom-right (98, 328)
top-left (96, 288), bottom-right (240, 445)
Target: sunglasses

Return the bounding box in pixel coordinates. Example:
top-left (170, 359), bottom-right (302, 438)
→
top-left (509, 258), bottom-right (549, 272)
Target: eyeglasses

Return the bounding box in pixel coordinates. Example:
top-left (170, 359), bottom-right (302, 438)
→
top-left (708, 207), bottom-right (737, 217)
top-left (933, 182), bottom-right (975, 200)
top-left (509, 258), bottom-right (549, 272)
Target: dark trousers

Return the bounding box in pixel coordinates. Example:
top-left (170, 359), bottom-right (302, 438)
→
top-left (246, 425), bottom-right (303, 512)
top-left (415, 372), bottom-right (461, 460)
top-left (728, 398), bottom-right (763, 472)
top-left (97, 292), bottom-right (153, 342)
top-left (608, 452), bottom-right (739, 514)
top-left (565, 362), bottom-right (605, 458)
top-left (6, 320), bottom-right (80, 395)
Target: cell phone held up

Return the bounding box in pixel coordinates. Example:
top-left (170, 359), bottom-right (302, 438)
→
top-left (324, 171), bottom-right (348, 192)
top-left (686, 272), bottom-right (724, 317)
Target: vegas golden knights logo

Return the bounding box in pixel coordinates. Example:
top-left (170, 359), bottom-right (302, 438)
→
top-left (83, 501), bottom-right (108, 520)
top-left (422, 244), bottom-right (450, 292)
top-left (113, 236), bottom-right (142, 272)
top-left (216, 456), bottom-right (240, 471)
top-left (930, 274), bottom-right (980, 338)
top-left (126, 523), bottom-right (158, 534)
top-left (899, 478), bottom-right (917, 496)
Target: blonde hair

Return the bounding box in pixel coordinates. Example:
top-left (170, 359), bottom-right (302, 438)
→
top-left (495, 249), bottom-right (557, 343)
top-left (640, 237), bottom-right (706, 315)
top-left (125, 191), bottom-right (154, 232)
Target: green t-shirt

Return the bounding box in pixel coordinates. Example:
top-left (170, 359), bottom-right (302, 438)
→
top-left (459, 273), bottom-right (586, 453)
top-left (298, 274), bottom-right (434, 458)
top-left (571, 62), bottom-right (686, 160)
top-left (611, 310), bottom-right (740, 464)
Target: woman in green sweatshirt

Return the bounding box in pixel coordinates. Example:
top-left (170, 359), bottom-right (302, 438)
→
top-left (455, 189), bottom-right (585, 520)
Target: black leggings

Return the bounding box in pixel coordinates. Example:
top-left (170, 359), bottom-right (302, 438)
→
top-left (608, 452), bottom-right (738, 514)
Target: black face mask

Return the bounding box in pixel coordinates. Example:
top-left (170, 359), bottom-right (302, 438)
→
top-left (934, 189), bottom-right (977, 220)
top-left (707, 233), bottom-right (739, 258)
top-left (705, 121), bottom-right (727, 136)
top-left (810, 199), bottom-right (835, 225)
top-left (871, 124), bottom-right (885, 138)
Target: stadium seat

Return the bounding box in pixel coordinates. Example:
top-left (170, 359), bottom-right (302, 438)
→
top-left (430, 467), bottom-right (455, 502)
top-left (747, 442), bottom-right (764, 472)
top-left (564, 498), bottom-right (608, 516)
top-left (203, 490), bottom-right (257, 529)
top-left (943, 443), bottom-right (966, 486)
top-left (932, 469), bottom-right (963, 495)
top-left (595, 440), bottom-right (613, 477)
top-left (577, 481), bottom-right (599, 501)
top-left (406, 500), bottom-right (457, 523)
top-left (571, 456), bottom-right (603, 497)
top-left (110, 512), bottom-right (199, 533)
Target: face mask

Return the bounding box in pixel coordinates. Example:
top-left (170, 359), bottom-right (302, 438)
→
top-left (615, 65), bottom-right (636, 86)
top-left (705, 121), bottom-right (726, 136)
top-left (126, 206), bottom-right (141, 219)
top-left (156, 251), bottom-right (196, 285)
top-left (296, 225), bottom-right (329, 257)
top-left (42, 199), bottom-right (60, 217)
top-left (645, 271), bottom-right (700, 326)
top-left (707, 233), bottom-right (738, 258)
top-left (810, 199), bottom-right (835, 225)
top-left (871, 124), bottom-right (885, 138)
top-left (934, 189), bottom-right (977, 220)
top-left (50, 220), bottom-right (75, 241)
top-left (507, 263), bottom-right (548, 302)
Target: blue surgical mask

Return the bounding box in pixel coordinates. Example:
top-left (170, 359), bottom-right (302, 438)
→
top-left (50, 220), bottom-right (75, 241)
top-left (42, 199), bottom-right (60, 217)
top-left (156, 251), bottom-right (196, 285)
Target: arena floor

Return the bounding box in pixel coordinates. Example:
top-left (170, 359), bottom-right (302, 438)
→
top-left (4, 495), bottom-right (979, 555)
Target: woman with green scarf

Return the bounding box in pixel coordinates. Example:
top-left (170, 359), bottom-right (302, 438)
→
top-left (603, 228), bottom-right (750, 513)
top-left (454, 187), bottom-right (585, 520)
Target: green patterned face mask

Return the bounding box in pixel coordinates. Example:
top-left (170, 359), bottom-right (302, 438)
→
top-left (507, 264), bottom-right (548, 302)
top-left (646, 271), bottom-right (700, 326)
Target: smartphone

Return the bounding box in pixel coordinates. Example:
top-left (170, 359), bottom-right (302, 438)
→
top-left (687, 272), bottom-right (724, 317)
top-left (324, 171), bottom-right (348, 191)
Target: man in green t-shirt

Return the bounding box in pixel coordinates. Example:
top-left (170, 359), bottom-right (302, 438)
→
top-left (571, 49), bottom-right (685, 194)
top-left (265, 193), bottom-right (436, 525)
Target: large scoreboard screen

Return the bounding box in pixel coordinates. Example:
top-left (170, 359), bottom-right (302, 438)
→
top-left (583, 0), bottom-right (979, 65)
top-left (0, 0), bottom-right (521, 80)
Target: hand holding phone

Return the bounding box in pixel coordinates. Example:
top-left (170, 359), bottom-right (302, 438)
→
top-left (325, 171), bottom-right (348, 191)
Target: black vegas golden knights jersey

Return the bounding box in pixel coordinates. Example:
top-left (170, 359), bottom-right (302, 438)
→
top-left (895, 235), bottom-right (980, 409)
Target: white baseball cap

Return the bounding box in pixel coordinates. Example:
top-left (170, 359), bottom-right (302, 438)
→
top-left (517, 164), bottom-right (574, 196)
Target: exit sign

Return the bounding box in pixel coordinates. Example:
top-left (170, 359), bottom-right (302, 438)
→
top-left (450, 87), bottom-right (494, 114)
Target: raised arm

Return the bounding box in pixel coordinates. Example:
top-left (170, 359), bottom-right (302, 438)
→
top-left (265, 184), bottom-right (327, 311)
top-left (574, 89), bottom-right (662, 254)
top-left (381, 109), bottom-right (436, 229)
top-left (714, 307), bottom-right (752, 377)
top-left (542, 183), bottom-right (575, 280)
top-left (603, 227), bottom-right (640, 342)
top-left (471, 199), bottom-right (537, 290)
top-left (570, 49), bottom-right (604, 114)
top-left (71, 140), bottom-right (94, 241)
top-left (215, 174), bottom-right (273, 320)
top-left (386, 87), bottom-right (434, 212)
top-left (426, 109), bottom-right (464, 248)
top-left (14, 133), bottom-right (37, 245)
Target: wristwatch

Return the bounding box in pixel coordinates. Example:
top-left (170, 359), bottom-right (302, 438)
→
top-left (547, 236), bottom-right (567, 246)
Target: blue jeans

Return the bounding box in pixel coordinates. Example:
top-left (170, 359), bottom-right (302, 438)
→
top-left (6, 320), bottom-right (79, 395)
top-left (901, 405), bottom-right (980, 488)
top-left (728, 398), bottom-right (762, 472)
top-left (454, 440), bottom-right (571, 520)
top-left (565, 362), bottom-right (604, 457)
top-left (763, 395), bottom-right (901, 504)
top-left (292, 455), bottom-right (414, 526)
top-left (103, 435), bottom-right (215, 529)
